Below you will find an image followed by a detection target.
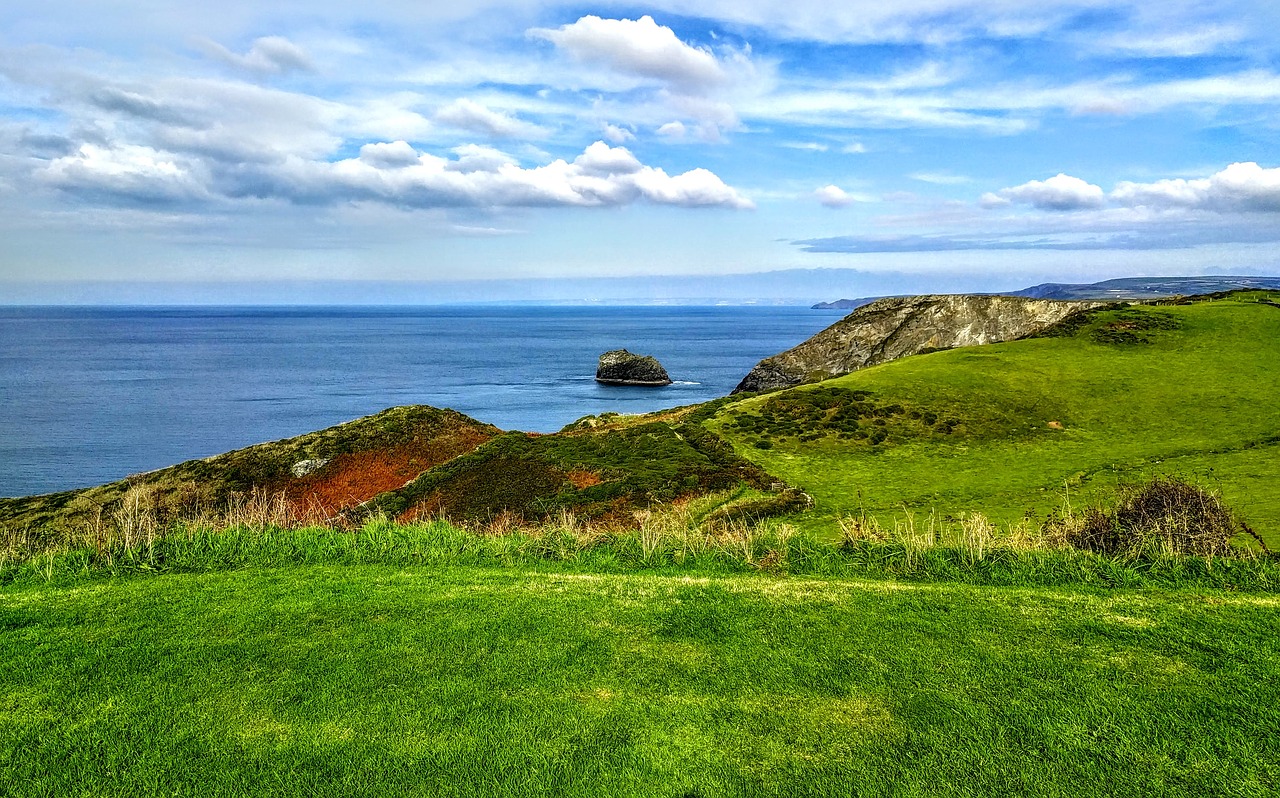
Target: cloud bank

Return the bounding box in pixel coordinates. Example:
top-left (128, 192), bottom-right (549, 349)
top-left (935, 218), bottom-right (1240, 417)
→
top-left (40, 140), bottom-right (754, 210)
top-left (797, 163), bottom-right (1280, 253)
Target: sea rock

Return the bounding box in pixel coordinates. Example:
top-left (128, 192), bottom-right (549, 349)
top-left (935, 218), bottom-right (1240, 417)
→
top-left (734, 294), bottom-right (1105, 393)
top-left (595, 349), bottom-right (672, 386)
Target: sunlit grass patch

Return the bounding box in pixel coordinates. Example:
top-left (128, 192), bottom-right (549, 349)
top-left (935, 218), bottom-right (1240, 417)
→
top-left (712, 295), bottom-right (1280, 547)
top-left (3, 565), bottom-right (1278, 796)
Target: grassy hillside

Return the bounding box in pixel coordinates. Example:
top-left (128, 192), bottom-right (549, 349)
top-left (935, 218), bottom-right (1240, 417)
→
top-left (3, 560), bottom-right (1277, 797)
top-left (0, 405), bottom-right (499, 540)
top-left (360, 409), bottom-right (774, 526)
top-left (710, 293), bottom-right (1280, 545)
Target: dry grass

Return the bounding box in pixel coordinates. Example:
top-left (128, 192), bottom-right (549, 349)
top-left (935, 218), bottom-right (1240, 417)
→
top-left (839, 507), bottom-right (1073, 563)
top-left (831, 477), bottom-right (1260, 563)
top-left (1, 478), bottom-right (1266, 578)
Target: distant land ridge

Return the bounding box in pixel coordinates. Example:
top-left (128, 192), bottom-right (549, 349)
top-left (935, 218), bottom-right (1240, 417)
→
top-left (812, 275), bottom-right (1280, 309)
top-left (736, 294), bottom-right (1102, 393)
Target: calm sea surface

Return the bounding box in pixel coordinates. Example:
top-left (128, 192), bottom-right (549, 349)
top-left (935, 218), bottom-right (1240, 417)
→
top-left (0, 306), bottom-right (840, 496)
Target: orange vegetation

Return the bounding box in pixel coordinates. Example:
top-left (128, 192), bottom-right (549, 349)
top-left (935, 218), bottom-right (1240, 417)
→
top-left (566, 469), bottom-right (603, 489)
top-left (283, 429), bottom-right (493, 516)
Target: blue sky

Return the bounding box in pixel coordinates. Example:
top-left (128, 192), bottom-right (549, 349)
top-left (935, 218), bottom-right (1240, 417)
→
top-left (2, 0), bottom-right (1279, 301)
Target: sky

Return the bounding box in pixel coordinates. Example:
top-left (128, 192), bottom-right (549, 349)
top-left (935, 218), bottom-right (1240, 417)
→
top-left (2, 0), bottom-right (1279, 302)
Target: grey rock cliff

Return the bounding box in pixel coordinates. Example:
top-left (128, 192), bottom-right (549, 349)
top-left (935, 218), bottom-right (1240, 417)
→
top-left (734, 294), bottom-right (1103, 393)
top-left (595, 349), bottom-right (672, 386)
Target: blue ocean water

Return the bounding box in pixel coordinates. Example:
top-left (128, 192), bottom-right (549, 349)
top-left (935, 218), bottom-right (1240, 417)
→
top-left (0, 306), bottom-right (839, 496)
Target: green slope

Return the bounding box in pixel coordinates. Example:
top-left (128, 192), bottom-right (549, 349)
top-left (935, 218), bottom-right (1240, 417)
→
top-left (3, 565), bottom-right (1277, 797)
top-left (710, 294), bottom-right (1280, 544)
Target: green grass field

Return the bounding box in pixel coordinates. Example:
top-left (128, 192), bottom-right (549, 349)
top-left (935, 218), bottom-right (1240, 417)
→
top-left (3, 559), bottom-right (1278, 797)
top-left (711, 295), bottom-right (1280, 546)
top-left (4, 294), bottom-right (1279, 795)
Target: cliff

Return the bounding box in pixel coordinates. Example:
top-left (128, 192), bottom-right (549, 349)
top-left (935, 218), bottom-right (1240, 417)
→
top-left (735, 294), bottom-right (1103, 393)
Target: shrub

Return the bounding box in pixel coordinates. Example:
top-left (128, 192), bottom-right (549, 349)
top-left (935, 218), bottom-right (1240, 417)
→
top-left (1065, 477), bottom-right (1239, 557)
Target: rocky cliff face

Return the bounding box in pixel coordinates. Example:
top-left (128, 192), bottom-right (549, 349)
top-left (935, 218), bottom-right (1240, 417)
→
top-left (596, 349), bottom-right (672, 386)
top-left (734, 294), bottom-right (1103, 393)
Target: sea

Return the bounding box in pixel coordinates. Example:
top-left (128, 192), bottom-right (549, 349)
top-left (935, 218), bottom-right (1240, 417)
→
top-left (0, 305), bottom-right (841, 497)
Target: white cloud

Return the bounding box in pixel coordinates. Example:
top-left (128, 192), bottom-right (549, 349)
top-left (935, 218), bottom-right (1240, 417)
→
top-left (912, 172), bottom-right (971, 185)
top-left (743, 86), bottom-right (1031, 134)
top-left (358, 141), bottom-right (420, 168)
top-left (435, 98), bottom-right (548, 139)
top-left (39, 139), bottom-right (753, 211)
top-left (40, 143), bottom-right (210, 202)
top-left (194, 35), bottom-right (313, 75)
top-left (815, 184), bottom-right (856, 208)
top-left (842, 142), bottom-right (868, 154)
top-left (983, 163), bottom-right (1280, 216)
top-left (602, 123), bottom-right (635, 143)
top-left (530, 15), bottom-right (725, 90)
top-left (656, 121), bottom-right (687, 139)
top-left (1111, 162), bottom-right (1280, 212)
top-left (573, 140), bottom-right (643, 175)
top-left (961, 70), bottom-right (1280, 118)
top-left (1090, 24), bottom-right (1245, 57)
top-left (783, 142), bottom-right (829, 152)
top-left (445, 144), bottom-right (518, 173)
top-left (990, 173), bottom-right (1107, 211)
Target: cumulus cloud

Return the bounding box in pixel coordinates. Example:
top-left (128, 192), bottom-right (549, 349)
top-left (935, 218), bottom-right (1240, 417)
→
top-left (38, 139), bottom-right (753, 211)
top-left (530, 15), bottom-right (725, 90)
top-left (194, 36), bottom-right (313, 76)
top-left (40, 143), bottom-right (210, 203)
top-left (815, 185), bottom-right (855, 207)
top-left (796, 162), bottom-right (1280, 255)
top-left (983, 163), bottom-right (1280, 215)
top-left (445, 144), bottom-right (518, 173)
top-left (601, 123), bottom-right (635, 143)
top-left (656, 121), bottom-right (687, 139)
top-left (528, 15), bottom-right (746, 139)
top-left (435, 98), bottom-right (548, 139)
top-left (1111, 162), bottom-right (1280, 213)
top-left (358, 141), bottom-right (421, 168)
top-left (984, 173), bottom-right (1106, 211)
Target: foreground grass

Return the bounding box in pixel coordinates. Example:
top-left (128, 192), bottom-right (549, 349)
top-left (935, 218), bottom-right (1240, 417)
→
top-left (2, 559), bottom-right (1278, 797)
top-left (5, 518), bottom-right (1279, 592)
top-left (712, 296), bottom-right (1280, 546)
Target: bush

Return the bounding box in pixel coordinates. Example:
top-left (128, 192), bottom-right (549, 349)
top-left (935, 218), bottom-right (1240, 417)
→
top-left (1066, 477), bottom-right (1239, 557)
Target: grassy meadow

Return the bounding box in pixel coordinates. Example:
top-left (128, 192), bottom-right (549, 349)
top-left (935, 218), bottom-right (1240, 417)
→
top-left (711, 295), bottom-right (1280, 547)
top-left (3, 548), bottom-right (1279, 797)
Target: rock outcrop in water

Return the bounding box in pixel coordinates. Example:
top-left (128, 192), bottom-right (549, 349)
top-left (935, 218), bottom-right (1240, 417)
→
top-left (595, 349), bottom-right (672, 386)
top-left (734, 294), bottom-right (1103, 393)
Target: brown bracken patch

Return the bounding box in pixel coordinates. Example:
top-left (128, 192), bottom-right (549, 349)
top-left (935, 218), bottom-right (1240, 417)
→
top-left (284, 428), bottom-right (493, 516)
top-left (566, 469), bottom-right (603, 489)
